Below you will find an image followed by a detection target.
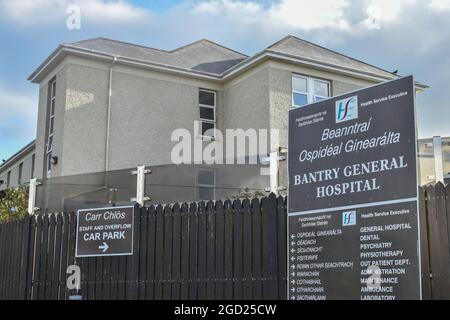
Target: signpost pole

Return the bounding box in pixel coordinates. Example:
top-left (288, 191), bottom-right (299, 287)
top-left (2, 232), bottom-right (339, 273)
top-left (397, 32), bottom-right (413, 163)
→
top-left (131, 165), bottom-right (151, 207)
top-left (270, 151), bottom-right (280, 196)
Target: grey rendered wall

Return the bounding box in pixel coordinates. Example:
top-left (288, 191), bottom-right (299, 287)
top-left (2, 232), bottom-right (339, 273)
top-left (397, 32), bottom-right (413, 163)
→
top-left (53, 59), bottom-right (222, 176)
top-left (60, 63), bottom-right (109, 175)
top-left (221, 67), bottom-right (271, 158)
top-left (35, 65), bottom-right (68, 179)
top-left (268, 67), bottom-right (292, 151)
top-left (20, 155), bottom-right (34, 183)
top-left (108, 70), bottom-right (200, 170)
top-left (332, 80), bottom-right (363, 96)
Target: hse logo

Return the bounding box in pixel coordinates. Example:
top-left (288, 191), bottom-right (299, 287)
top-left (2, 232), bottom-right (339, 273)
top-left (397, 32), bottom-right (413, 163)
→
top-left (342, 211), bottom-right (356, 226)
top-left (336, 95), bottom-right (358, 123)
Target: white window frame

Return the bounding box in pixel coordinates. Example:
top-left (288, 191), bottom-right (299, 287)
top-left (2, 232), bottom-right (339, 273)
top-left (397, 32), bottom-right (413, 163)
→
top-left (197, 168), bottom-right (216, 201)
top-left (46, 79), bottom-right (56, 177)
top-left (6, 171), bottom-right (11, 188)
top-left (18, 162), bottom-right (23, 185)
top-left (31, 154), bottom-right (35, 179)
top-left (292, 74), bottom-right (330, 108)
top-left (198, 89), bottom-right (217, 140)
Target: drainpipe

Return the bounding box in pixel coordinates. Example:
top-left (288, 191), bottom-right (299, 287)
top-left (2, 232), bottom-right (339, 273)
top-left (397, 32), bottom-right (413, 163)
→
top-left (105, 55), bottom-right (118, 172)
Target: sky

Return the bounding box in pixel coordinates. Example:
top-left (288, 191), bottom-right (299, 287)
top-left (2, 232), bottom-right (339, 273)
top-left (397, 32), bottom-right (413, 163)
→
top-left (0, 0), bottom-right (449, 161)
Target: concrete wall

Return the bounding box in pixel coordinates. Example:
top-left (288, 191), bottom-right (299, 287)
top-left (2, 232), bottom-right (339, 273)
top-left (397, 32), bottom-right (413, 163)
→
top-left (34, 56), bottom-right (224, 177)
top-left (108, 68), bottom-right (199, 169)
top-left (35, 62), bottom-right (68, 180)
top-left (221, 64), bottom-right (271, 159)
top-left (61, 62), bottom-right (109, 175)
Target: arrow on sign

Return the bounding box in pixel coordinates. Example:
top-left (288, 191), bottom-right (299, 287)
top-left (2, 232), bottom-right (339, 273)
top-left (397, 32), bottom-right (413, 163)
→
top-left (291, 241), bottom-right (295, 246)
top-left (99, 242), bottom-right (109, 253)
top-left (291, 234), bottom-right (295, 239)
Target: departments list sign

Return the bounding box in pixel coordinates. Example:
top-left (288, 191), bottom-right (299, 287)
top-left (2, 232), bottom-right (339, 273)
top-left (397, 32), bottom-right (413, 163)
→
top-left (288, 76), bottom-right (421, 300)
top-left (76, 205), bottom-right (135, 257)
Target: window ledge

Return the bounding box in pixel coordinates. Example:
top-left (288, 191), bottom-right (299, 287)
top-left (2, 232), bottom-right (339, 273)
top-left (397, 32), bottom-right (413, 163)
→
top-left (196, 135), bottom-right (219, 142)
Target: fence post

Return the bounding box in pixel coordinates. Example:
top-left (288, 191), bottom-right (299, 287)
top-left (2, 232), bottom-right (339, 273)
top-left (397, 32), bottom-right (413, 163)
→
top-left (131, 165), bottom-right (151, 207)
top-left (263, 151), bottom-right (287, 196)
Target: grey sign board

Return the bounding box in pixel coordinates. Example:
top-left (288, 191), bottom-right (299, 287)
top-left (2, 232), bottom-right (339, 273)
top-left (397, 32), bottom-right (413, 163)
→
top-left (75, 205), bottom-right (135, 257)
top-left (287, 76), bottom-right (421, 300)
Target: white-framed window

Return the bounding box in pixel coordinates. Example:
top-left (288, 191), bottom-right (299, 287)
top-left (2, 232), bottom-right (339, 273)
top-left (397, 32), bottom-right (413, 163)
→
top-left (18, 162), bottom-right (23, 185)
top-left (199, 89), bottom-right (216, 139)
top-left (197, 168), bottom-right (216, 201)
top-left (6, 171), bottom-right (11, 188)
top-left (292, 74), bottom-right (330, 108)
top-left (31, 154), bottom-right (35, 179)
top-left (46, 79), bottom-right (56, 177)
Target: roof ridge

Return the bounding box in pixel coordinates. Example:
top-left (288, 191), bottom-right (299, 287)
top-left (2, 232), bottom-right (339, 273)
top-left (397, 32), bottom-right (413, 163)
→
top-left (171, 38), bottom-right (248, 57)
top-left (71, 37), bottom-right (171, 54)
top-left (275, 34), bottom-right (397, 77)
top-left (266, 35), bottom-right (296, 49)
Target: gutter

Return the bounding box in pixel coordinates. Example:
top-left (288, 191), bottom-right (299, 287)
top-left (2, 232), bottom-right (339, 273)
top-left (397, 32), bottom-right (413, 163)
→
top-left (28, 45), bottom-right (223, 83)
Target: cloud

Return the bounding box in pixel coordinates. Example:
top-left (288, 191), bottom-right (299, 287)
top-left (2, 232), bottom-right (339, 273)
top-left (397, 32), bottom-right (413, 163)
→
top-left (193, 0), bottom-right (263, 15)
top-left (1, 0), bottom-right (450, 153)
top-left (429, 0), bottom-right (450, 10)
top-left (270, 0), bottom-right (351, 30)
top-left (116, 0), bottom-right (450, 139)
top-left (189, 0), bottom-right (352, 31)
top-left (363, 0), bottom-right (417, 22)
top-left (0, 0), bottom-right (150, 26)
top-left (0, 87), bottom-right (37, 140)
top-left (186, 0), bottom-right (446, 34)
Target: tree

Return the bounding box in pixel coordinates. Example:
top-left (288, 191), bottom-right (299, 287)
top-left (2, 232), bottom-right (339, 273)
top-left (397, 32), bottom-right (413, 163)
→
top-left (0, 186), bottom-right (28, 223)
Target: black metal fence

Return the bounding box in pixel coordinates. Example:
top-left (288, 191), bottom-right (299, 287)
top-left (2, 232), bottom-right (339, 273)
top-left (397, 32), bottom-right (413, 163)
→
top-left (1, 186), bottom-right (450, 300)
top-left (1, 194), bottom-right (286, 300)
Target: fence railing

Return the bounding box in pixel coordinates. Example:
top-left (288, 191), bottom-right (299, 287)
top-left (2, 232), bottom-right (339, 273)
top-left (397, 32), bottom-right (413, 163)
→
top-left (1, 186), bottom-right (450, 300)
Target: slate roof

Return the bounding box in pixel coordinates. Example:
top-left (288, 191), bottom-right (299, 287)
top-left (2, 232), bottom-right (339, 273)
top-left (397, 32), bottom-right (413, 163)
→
top-left (29, 35), bottom-right (412, 84)
top-left (267, 36), bottom-right (396, 79)
top-left (69, 37), bottom-right (248, 76)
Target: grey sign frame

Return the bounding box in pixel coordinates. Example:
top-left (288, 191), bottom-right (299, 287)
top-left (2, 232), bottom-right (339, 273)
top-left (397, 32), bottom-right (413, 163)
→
top-left (75, 204), bottom-right (136, 258)
top-left (286, 75), bottom-right (422, 300)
